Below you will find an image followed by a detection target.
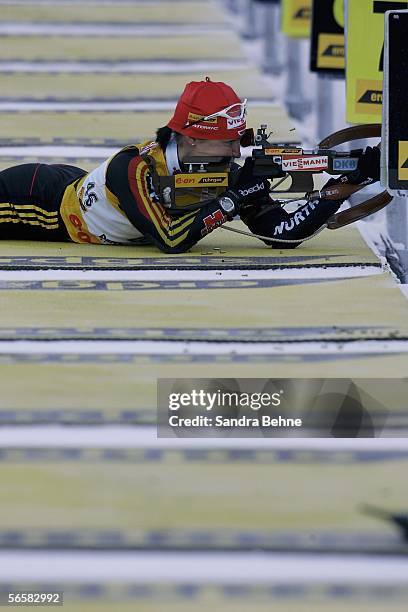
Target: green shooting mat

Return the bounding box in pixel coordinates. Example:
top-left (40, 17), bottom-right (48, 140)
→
top-left (0, 225), bottom-right (380, 269)
top-left (1, 71), bottom-right (272, 101)
top-left (0, 106), bottom-right (293, 143)
top-left (0, 274), bottom-right (405, 341)
top-left (0, 448), bottom-right (406, 552)
top-left (1, 34), bottom-right (244, 61)
top-left (0, 358), bottom-right (407, 423)
top-left (0, 2), bottom-right (225, 24)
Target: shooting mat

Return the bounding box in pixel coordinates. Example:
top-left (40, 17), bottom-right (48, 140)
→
top-left (0, 357), bottom-right (408, 424)
top-left (0, 448), bottom-right (406, 553)
top-left (0, 105), bottom-right (294, 147)
top-left (0, 225), bottom-right (380, 269)
top-left (3, 1), bottom-right (408, 608)
top-left (0, 2), bottom-right (225, 24)
top-left (0, 585), bottom-right (406, 612)
top-left (1, 71), bottom-right (273, 102)
top-left (0, 274), bottom-right (405, 341)
top-left (2, 34), bottom-right (244, 61)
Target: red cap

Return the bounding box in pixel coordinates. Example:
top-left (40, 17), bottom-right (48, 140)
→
top-left (167, 77), bottom-right (247, 140)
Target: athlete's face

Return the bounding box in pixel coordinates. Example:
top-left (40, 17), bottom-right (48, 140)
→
top-left (178, 136), bottom-right (241, 165)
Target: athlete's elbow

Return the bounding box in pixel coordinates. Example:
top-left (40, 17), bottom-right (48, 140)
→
top-left (153, 237), bottom-right (193, 254)
top-left (270, 240), bottom-right (302, 250)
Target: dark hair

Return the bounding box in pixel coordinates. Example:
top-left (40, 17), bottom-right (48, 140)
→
top-left (156, 126), bottom-right (182, 150)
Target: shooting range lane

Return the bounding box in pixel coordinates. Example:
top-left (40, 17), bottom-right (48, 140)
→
top-left (2, 34), bottom-right (244, 61)
top-left (0, 594), bottom-right (406, 612)
top-left (0, 273), bottom-right (406, 341)
top-left (0, 449), bottom-right (406, 551)
top-left (0, 225), bottom-right (381, 268)
top-left (0, 584), bottom-right (407, 612)
top-left (0, 71), bottom-right (271, 101)
top-left (0, 106), bottom-right (293, 144)
top-left (1, 358), bottom-right (408, 424)
top-left (0, 2), bottom-right (223, 23)
top-left (2, 0), bottom-right (408, 602)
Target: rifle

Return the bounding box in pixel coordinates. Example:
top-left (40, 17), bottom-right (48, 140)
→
top-left (152, 123), bottom-right (392, 231)
top-left (247, 123), bottom-right (393, 229)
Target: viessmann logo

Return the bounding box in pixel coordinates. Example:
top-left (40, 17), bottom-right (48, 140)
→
top-left (281, 156), bottom-right (329, 171)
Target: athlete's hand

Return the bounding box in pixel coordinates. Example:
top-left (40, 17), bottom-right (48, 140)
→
top-left (218, 176), bottom-right (270, 217)
top-left (349, 145), bottom-right (381, 184)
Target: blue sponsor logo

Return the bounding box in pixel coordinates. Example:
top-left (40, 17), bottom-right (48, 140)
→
top-left (333, 157), bottom-right (359, 171)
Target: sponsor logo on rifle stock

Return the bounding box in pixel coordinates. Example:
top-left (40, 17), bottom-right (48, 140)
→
top-left (175, 174), bottom-right (228, 188)
top-left (281, 156), bottom-right (329, 171)
top-left (265, 148), bottom-right (302, 155)
top-left (175, 176), bottom-right (195, 186)
top-left (333, 158), bottom-right (359, 172)
top-left (199, 176), bottom-right (228, 185)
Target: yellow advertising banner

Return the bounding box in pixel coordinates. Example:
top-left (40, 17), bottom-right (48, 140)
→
top-left (398, 141), bottom-right (408, 181)
top-left (317, 32), bottom-right (345, 69)
top-left (346, 0), bottom-right (408, 124)
top-left (282, 0), bottom-right (312, 37)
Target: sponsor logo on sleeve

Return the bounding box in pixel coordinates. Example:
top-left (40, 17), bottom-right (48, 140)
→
top-left (201, 209), bottom-right (226, 236)
top-left (238, 182), bottom-right (265, 197)
top-left (140, 141), bottom-right (157, 155)
top-left (273, 200), bottom-right (317, 235)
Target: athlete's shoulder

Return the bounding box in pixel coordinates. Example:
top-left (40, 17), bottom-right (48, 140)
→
top-left (116, 141), bottom-right (166, 168)
top-left (118, 140), bottom-right (160, 157)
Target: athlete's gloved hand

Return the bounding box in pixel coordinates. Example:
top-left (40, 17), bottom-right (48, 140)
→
top-left (348, 145), bottom-right (381, 184)
top-left (217, 178), bottom-right (270, 217)
top-left (217, 158), bottom-right (270, 216)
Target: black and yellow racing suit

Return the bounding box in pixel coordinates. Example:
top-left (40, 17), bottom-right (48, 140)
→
top-left (0, 139), bottom-right (344, 251)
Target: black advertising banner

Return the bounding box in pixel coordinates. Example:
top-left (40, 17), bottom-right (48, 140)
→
top-left (310, 0), bottom-right (345, 75)
top-left (384, 10), bottom-right (408, 189)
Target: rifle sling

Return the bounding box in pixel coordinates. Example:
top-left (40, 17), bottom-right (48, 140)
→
top-left (327, 191), bottom-right (393, 230)
top-left (316, 123), bottom-right (393, 229)
top-left (318, 123), bottom-right (381, 148)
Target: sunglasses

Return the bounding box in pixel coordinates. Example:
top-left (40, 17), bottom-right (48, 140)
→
top-left (184, 99), bottom-right (248, 129)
